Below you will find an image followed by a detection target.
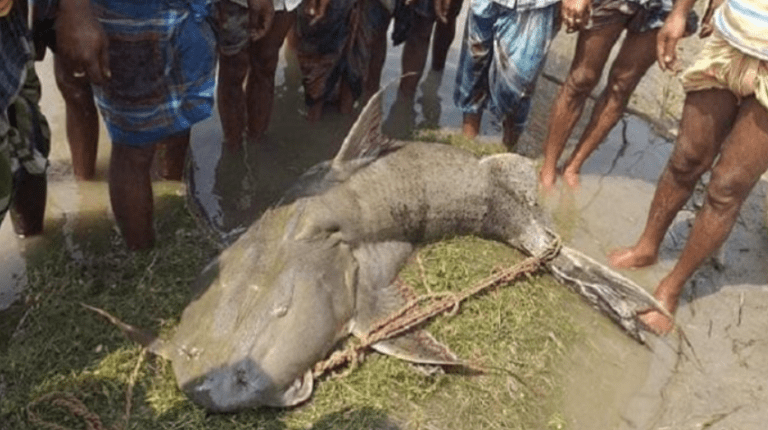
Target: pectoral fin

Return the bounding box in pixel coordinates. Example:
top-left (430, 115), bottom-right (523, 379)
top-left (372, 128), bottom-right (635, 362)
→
top-left (369, 325), bottom-right (462, 366)
top-left (353, 275), bottom-right (462, 366)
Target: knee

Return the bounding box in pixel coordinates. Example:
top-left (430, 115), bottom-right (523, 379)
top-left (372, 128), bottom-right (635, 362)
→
top-left (55, 74), bottom-right (93, 106)
top-left (705, 168), bottom-right (755, 212)
top-left (667, 139), bottom-right (715, 186)
top-left (604, 69), bottom-right (641, 102)
top-left (219, 52), bottom-right (250, 81)
top-left (250, 48), bottom-right (280, 76)
top-left (564, 67), bottom-right (600, 98)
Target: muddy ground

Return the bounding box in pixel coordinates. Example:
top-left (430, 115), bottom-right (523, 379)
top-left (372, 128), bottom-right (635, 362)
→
top-left (542, 15), bottom-right (768, 429)
top-left (2, 3), bottom-right (768, 429)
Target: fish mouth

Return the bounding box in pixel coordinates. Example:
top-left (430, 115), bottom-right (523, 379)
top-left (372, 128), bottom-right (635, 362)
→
top-left (266, 369), bottom-right (314, 407)
top-left (182, 362), bottom-right (314, 412)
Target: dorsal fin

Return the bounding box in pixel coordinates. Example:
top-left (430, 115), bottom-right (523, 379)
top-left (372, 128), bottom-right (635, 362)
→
top-left (331, 82), bottom-right (400, 169)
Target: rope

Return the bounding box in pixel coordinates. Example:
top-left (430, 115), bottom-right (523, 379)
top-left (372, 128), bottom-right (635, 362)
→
top-left (26, 349), bottom-right (147, 430)
top-left (313, 236), bottom-right (562, 377)
top-left (27, 392), bottom-right (107, 430)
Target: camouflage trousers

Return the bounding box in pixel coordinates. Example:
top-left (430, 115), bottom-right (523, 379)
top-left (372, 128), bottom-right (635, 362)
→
top-left (0, 61), bottom-right (50, 227)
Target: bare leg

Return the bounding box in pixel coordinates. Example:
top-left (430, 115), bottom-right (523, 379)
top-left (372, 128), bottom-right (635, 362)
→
top-left (430, 0), bottom-right (462, 72)
top-left (538, 23), bottom-right (625, 191)
top-left (54, 55), bottom-right (99, 180)
top-left (10, 172), bottom-right (46, 236)
top-left (640, 97), bottom-right (768, 334)
top-left (502, 115), bottom-right (522, 151)
top-left (462, 112), bottom-right (482, 139)
top-left (561, 29), bottom-right (659, 188)
top-left (400, 14), bottom-right (434, 98)
top-left (217, 50), bottom-right (249, 151)
top-left (363, 26), bottom-right (388, 103)
top-left (109, 143), bottom-right (157, 250)
top-left (609, 89), bottom-right (739, 269)
top-left (246, 11), bottom-right (296, 142)
top-left (156, 132), bottom-right (190, 181)
top-left (339, 76), bottom-right (355, 115)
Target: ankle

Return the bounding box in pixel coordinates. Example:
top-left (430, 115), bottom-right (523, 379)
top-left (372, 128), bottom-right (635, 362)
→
top-left (462, 113), bottom-right (481, 138)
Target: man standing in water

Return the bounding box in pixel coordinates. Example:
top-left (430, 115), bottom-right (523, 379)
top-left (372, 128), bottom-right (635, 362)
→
top-left (610, 0), bottom-right (768, 334)
top-left (397, 0), bottom-right (463, 98)
top-left (538, 0), bottom-right (697, 191)
top-left (453, 0), bottom-right (560, 150)
top-left (0, 0), bottom-right (52, 237)
top-left (56, 0), bottom-right (218, 250)
top-left (216, 0), bottom-right (299, 150)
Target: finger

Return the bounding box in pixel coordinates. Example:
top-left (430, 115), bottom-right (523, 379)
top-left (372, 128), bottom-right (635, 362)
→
top-left (100, 40), bottom-right (111, 81)
top-left (250, 25), bottom-right (268, 41)
top-left (657, 40), bottom-right (676, 72)
top-left (305, 0), bottom-right (319, 16)
top-left (656, 32), bottom-right (668, 70)
top-left (249, 10), bottom-right (272, 40)
top-left (315, 0), bottom-right (329, 21)
top-left (575, 4), bottom-right (589, 26)
top-left (663, 37), bottom-right (678, 72)
top-left (435, 0), bottom-right (448, 24)
top-left (85, 53), bottom-right (105, 85)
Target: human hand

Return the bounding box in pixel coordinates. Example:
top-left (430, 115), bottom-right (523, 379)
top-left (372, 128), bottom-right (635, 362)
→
top-left (657, 13), bottom-right (688, 72)
top-left (55, 0), bottom-right (110, 85)
top-left (699, 0), bottom-right (724, 38)
top-left (247, 0), bottom-right (275, 40)
top-left (304, 0), bottom-right (331, 25)
top-left (561, 0), bottom-right (591, 33)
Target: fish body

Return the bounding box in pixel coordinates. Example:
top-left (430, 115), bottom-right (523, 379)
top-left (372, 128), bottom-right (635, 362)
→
top-left (160, 90), bottom-right (664, 412)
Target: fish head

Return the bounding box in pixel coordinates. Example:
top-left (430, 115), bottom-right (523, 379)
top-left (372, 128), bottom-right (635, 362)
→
top-left (184, 358), bottom-right (314, 412)
top-left (170, 211), bottom-right (358, 411)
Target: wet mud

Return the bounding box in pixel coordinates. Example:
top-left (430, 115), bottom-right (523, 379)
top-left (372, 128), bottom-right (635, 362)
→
top-left (2, 2), bottom-right (768, 428)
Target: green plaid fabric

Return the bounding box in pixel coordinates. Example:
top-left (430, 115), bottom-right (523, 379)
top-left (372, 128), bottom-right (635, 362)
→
top-left (0, 61), bottom-right (50, 226)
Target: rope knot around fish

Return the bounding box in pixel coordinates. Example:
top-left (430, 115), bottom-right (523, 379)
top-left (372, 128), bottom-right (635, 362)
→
top-left (313, 236), bottom-right (563, 378)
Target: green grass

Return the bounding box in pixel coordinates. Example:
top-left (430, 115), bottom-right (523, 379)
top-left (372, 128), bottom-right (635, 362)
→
top-left (1, 142), bottom-right (583, 429)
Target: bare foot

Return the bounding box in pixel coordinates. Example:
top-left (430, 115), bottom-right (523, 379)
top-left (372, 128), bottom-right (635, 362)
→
top-left (638, 308), bottom-right (675, 335)
top-left (538, 167), bottom-right (558, 193)
top-left (562, 167), bottom-right (581, 189)
top-left (608, 246), bottom-right (658, 269)
top-left (638, 289), bottom-right (678, 335)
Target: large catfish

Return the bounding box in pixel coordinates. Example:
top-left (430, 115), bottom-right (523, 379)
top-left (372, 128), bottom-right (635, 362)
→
top-left (101, 89), bottom-right (667, 412)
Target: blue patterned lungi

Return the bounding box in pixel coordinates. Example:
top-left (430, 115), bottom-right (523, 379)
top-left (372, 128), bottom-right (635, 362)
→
top-left (91, 0), bottom-right (217, 146)
top-left (453, 0), bottom-right (559, 134)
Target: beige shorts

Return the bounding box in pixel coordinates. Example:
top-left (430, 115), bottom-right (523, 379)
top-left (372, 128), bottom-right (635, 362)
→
top-left (681, 33), bottom-right (768, 110)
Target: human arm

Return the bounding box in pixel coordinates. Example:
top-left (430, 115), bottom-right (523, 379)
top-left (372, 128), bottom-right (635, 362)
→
top-left (55, 0), bottom-right (110, 85)
top-left (247, 0), bottom-right (275, 40)
top-left (699, 0), bottom-right (724, 38)
top-left (657, 0), bottom-right (698, 71)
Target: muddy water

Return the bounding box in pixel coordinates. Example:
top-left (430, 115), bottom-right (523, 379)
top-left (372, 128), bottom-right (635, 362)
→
top-left (3, 5), bottom-right (768, 429)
